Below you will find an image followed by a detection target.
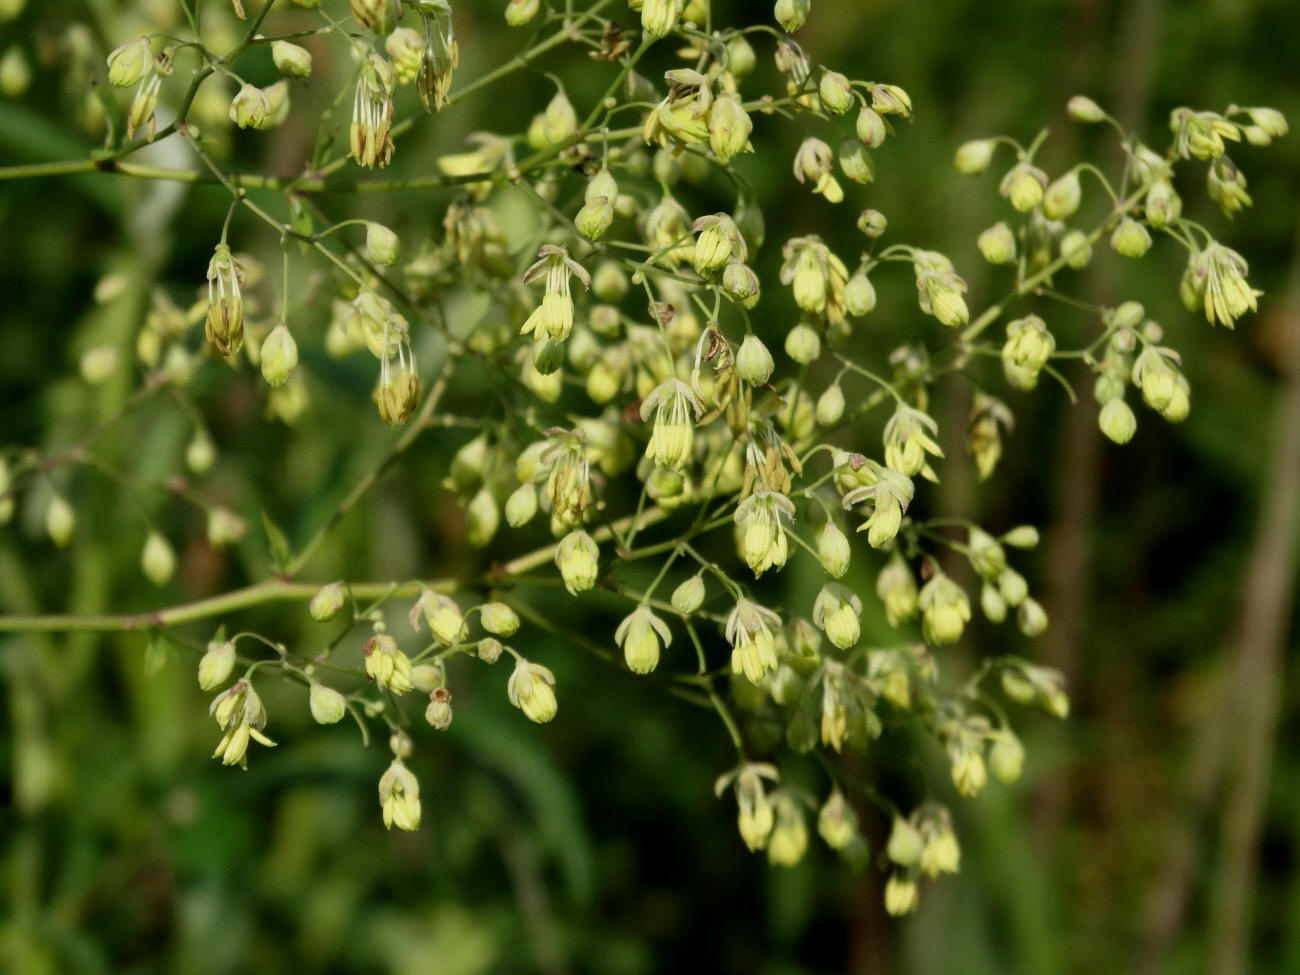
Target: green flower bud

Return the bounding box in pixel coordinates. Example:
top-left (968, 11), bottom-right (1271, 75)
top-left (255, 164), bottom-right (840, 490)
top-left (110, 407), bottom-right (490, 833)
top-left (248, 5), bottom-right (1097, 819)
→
top-left (870, 83), bottom-right (912, 117)
top-left (1110, 300), bottom-right (1145, 330)
top-left (857, 208), bottom-right (887, 237)
top-left (736, 334), bottom-right (774, 385)
top-left (107, 37), bottom-right (151, 87)
top-left (989, 732), bottom-right (1025, 784)
top-left (856, 105), bottom-right (887, 147)
top-left (819, 70), bottom-right (853, 115)
top-left (671, 574), bottom-right (706, 614)
top-left (981, 582), bottom-right (1007, 623)
top-left (1018, 597), bottom-right (1048, 636)
top-left (1060, 229), bottom-right (1092, 269)
top-left (575, 196), bottom-right (614, 240)
top-left (774, 0), bottom-right (811, 33)
top-left (207, 507), bottom-right (247, 548)
top-left (1110, 217), bottom-right (1152, 258)
top-left (640, 0), bottom-right (681, 38)
top-left (198, 640), bottom-right (236, 691)
top-left (272, 40), bottom-right (312, 78)
top-left (259, 324), bottom-right (298, 388)
top-left (466, 487), bottom-right (499, 547)
top-left (309, 581), bottom-right (346, 621)
top-left (141, 530), bottom-right (176, 586)
top-left (722, 261), bottom-right (760, 308)
top-left (708, 90), bottom-right (753, 161)
top-left (1003, 525), bottom-right (1040, 548)
top-left (919, 573), bottom-right (970, 645)
top-left (555, 530), bottom-right (599, 594)
top-left (816, 382), bottom-right (845, 426)
top-left (978, 221), bottom-right (1017, 265)
top-left (954, 138), bottom-right (995, 174)
top-left (817, 523), bottom-right (851, 578)
top-left (505, 0), bottom-right (540, 26)
top-left (1145, 179), bottom-right (1182, 228)
top-left (768, 793), bottom-right (809, 867)
top-left (46, 493), bottom-right (75, 547)
top-left (817, 790), bottom-right (858, 850)
top-left (725, 33), bottom-right (756, 76)
top-left (1042, 170), bottom-right (1082, 219)
top-left (229, 83), bottom-right (272, 130)
top-left (480, 602), bottom-right (520, 636)
top-left (542, 90), bottom-right (577, 145)
top-left (505, 483), bottom-right (537, 526)
top-left (1245, 106), bottom-right (1287, 139)
top-left (884, 874), bottom-right (919, 916)
top-left (1067, 94), bottom-right (1106, 123)
top-left (411, 663), bottom-right (445, 694)
top-left (591, 261), bottom-right (628, 302)
top-left (80, 346), bottom-right (119, 385)
top-left (886, 817), bottom-right (923, 866)
top-left (784, 323), bottom-right (821, 364)
top-left (998, 567), bottom-right (1028, 607)
top-left (365, 222), bottom-right (399, 265)
top-left (309, 683), bottom-right (347, 724)
top-left (1000, 162), bottom-right (1047, 212)
top-left (1099, 397), bottom-right (1137, 444)
top-left (813, 584), bottom-right (862, 649)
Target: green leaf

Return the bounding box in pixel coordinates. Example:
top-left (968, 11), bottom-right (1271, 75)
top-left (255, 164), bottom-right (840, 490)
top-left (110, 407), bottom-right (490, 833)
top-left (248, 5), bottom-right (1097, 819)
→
top-left (261, 511), bottom-right (291, 571)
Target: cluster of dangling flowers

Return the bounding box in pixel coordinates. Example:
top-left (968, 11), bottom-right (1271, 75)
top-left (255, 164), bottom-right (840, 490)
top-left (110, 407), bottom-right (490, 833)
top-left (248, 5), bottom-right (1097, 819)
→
top-left (60, 0), bottom-right (1284, 920)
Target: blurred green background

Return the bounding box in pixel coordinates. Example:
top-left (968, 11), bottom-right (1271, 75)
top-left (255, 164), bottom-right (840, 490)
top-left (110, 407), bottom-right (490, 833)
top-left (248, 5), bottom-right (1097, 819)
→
top-left (1, 0), bottom-right (1299, 972)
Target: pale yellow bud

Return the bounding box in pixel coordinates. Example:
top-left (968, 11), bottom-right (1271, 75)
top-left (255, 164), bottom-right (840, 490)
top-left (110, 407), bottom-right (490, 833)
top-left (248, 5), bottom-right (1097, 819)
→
top-left (954, 138), bottom-right (995, 174)
top-left (978, 221), bottom-right (1017, 264)
top-left (140, 531), bottom-right (176, 586)
top-left (1067, 95), bottom-right (1106, 123)
top-left (259, 324), bottom-right (297, 387)
top-left (271, 40), bottom-right (312, 78)
top-left (1099, 397), bottom-right (1137, 444)
top-left (309, 683), bottom-right (347, 724)
top-left (309, 581), bottom-right (346, 621)
top-left (365, 222), bottom-right (399, 265)
top-left (480, 602), bottom-right (520, 636)
top-left (198, 640), bottom-right (236, 691)
top-left (46, 493), bottom-right (75, 547)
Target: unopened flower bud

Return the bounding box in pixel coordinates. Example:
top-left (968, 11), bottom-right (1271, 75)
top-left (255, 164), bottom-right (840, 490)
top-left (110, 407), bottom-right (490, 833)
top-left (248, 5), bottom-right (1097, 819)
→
top-left (207, 507), bottom-right (247, 548)
top-left (108, 37), bottom-right (151, 87)
top-left (46, 493), bottom-right (74, 547)
top-left (1018, 597), bottom-right (1048, 636)
top-left (989, 731), bottom-right (1025, 784)
top-left (884, 874), bottom-right (918, 916)
top-left (1098, 397), bottom-right (1137, 444)
top-left (505, 483), bottom-right (538, 526)
top-left (187, 429), bottom-right (216, 473)
top-left (272, 40), bottom-right (312, 78)
top-left (555, 530), bottom-right (599, 594)
top-left (1060, 229), bottom-right (1092, 269)
top-left (736, 334), bottom-right (774, 385)
top-left (817, 791), bottom-right (857, 850)
top-left (1067, 94), bottom-right (1106, 123)
top-left (80, 346), bottom-right (119, 384)
top-left (819, 70), bottom-right (853, 115)
top-left (477, 637), bottom-right (503, 664)
top-left (1003, 525), bottom-right (1040, 548)
top-left (954, 138), bottom-right (995, 174)
top-left (310, 683), bottom-right (347, 724)
top-left (856, 105), bottom-right (886, 147)
top-left (817, 522), bottom-right (851, 578)
top-left (844, 271), bottom-right (876, 316)
top-left (1042, 170), bottom-right (1082, 219)
top-left (1000, 162), bottom-right (1047, 212)
top-left (640, 0), bottom-right (681, 37)
top-left (784, 323), bottom-right (821, 364)
top-left (365, 222), bottom-right (399, 265)
top-left (1110, 217), bottom-right (1152, 258)
top-left (198, 640), bottom-right (236, 690)
top-left (507, 659), bottom-right (558, 723)
top-left (774, 0), bottom-right (811, 33)
top-left (671, 574), bottom-right (706, 614)
top-left (857, 208), bottom-right (887, 237)
top-left (141, 531), bottom-right (176, 585)
top-left (505, 0), bottom-right (540, 26)
top-left (722, 261), bottom-right (761, 308)
top-left (259, 324), bottom-right (297, 387)
top-left (309, 581), bottom-right (346, 621)
top-left (816, 382), bottom-right (845, 426)
top-left (592, 261), bottom-right (628, 301)
top-left (575, 196), bottom-right (614, 240)
top-left (978, 221), bottom-right (1017, 265)
top-left (886, 817), bottom-right (923, 866)
top-left (480, 602), bottom-right (520, 636)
